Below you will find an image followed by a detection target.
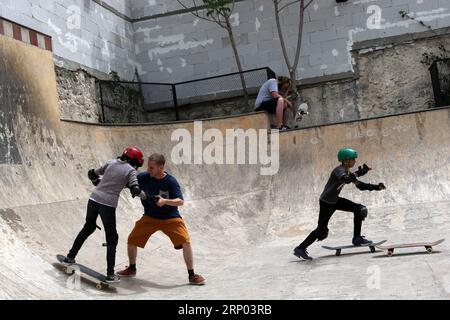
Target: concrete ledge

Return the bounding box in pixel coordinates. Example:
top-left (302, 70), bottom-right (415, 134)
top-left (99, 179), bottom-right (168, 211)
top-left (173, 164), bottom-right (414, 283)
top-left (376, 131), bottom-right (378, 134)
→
top-left (61, 105), bottom-right (450, 129)
top-left (296, 71), bottom-right (356, 88)
top-left (132, 0), bottom-right (247, 22)
top-left (90, 0), bottom-right (248, 23)
top-left (54, 55), bottom-right (111, 81)
top-left (286, 105), bottom-right (450, 133)
top-left (61, 111), bottom-right (268, 127)
top-left (353, 26), bottom-right (450, 52)
top-left (91, 0), bottom-right (132, 22)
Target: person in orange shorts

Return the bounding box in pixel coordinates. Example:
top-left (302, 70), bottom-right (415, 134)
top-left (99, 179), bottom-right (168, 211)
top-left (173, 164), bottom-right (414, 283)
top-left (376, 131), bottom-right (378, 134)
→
top-left (117, 153), bottom-right (205, 285)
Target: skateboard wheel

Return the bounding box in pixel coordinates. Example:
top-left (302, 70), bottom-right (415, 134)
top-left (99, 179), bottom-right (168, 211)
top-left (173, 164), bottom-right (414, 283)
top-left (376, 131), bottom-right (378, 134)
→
top-left (370, 246), bottom-right (375, 253)
top-left (336, 249), bottom-right (341, 256)
top-left (63, 267), bottom-right (74, 275)
top-left (96, 284), bottom-right (102, 290)
top-left (426, 247), bottom-right (433, 253)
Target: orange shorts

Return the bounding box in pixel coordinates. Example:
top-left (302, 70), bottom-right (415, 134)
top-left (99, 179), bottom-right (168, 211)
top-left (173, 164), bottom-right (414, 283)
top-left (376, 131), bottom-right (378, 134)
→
top-left (127, 215), bottom-right (190, 250)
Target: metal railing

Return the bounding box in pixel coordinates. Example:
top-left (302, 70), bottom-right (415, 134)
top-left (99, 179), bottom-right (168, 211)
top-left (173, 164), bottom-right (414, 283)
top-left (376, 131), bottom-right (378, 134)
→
top-left (98, 67), bottom-right (276, 123)
top-left (429, 58), bottom-right (450, 107)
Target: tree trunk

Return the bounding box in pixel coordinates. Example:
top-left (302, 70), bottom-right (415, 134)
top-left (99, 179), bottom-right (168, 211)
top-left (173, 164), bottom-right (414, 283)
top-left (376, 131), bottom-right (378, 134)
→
top-left (225, 17), bottom-right (249, 106)
top-left (274, 1), bottom-right (292, 75)
top-left (274, 0), bottom-right (298, 123)
top-left (291, 0), bottom-right (305, 97)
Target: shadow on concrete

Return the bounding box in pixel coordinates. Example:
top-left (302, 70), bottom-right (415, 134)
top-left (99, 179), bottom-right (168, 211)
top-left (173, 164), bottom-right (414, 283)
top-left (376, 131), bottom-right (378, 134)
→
top-left (117, 277), bottom-right (189, 291)
top-left (371, 251), bottom-right (443, 259)
top-left (51, 262), bottom-right (190, 296)
top-left (51, 263), bottom-right (118, 294)
top-left (317, 250), bottom-right (384, 259)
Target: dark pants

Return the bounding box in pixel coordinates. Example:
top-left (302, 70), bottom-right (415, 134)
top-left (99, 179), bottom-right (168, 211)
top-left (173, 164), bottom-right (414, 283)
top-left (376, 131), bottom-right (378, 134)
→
top-left (68, 199), bottom-right (118, 275)
top-left (255, 98), bottom-right (280, 114)
top-left (298, 198), bottom-right (364, 249)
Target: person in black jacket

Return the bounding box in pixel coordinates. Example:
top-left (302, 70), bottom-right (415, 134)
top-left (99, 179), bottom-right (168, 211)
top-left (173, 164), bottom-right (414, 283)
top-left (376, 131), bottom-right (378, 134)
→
top-left (294, 148), bottom-right (386, 260)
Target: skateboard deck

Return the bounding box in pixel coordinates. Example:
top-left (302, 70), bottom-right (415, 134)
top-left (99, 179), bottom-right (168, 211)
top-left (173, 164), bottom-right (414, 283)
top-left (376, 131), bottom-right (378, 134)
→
top-left (376, 239), bottom-right (445, 256)
top-left (56, 254), bottom-right (110, 290)
top-left (322, 240), bottom-right (387, 256)
top-left (295, 103), bottom-right (309, 122)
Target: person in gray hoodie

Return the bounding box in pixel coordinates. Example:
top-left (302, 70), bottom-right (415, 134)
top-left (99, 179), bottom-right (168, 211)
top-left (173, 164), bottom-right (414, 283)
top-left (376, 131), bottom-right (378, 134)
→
top-left (63, 146), bottom-right (146, 283)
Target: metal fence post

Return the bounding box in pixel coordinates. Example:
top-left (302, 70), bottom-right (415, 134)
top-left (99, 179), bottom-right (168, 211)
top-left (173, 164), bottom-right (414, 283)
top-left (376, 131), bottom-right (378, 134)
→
top-left (172, 84), bottom-right (180, 121)
top-left (266, 67), bottom-right (276, 79)
top-left (99, 81), bottom-right (106, 123)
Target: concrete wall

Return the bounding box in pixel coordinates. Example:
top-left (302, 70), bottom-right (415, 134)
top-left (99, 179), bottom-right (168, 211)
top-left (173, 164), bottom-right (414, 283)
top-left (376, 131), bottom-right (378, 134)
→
top-left (0, 0), bottom-right (137, 80)
top-left (2, 32), bottom-right (450, 299)
top-left (132, 0), bottom-right (450, 83)
top-left (2, 1), bottom-right (450, 84)
top-left (56, 66), bottom-right (101, 122)
top-left (53, 28), bottom-right (450, 124)
top-left (137, 28), bottom-right (450, 126)
top-left (3, 0), bottom-right (450, 124)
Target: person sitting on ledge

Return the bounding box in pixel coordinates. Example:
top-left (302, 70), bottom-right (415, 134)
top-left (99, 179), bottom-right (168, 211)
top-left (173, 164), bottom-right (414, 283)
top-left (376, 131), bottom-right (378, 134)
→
top-left (254, 76), bottom-right (293, 131)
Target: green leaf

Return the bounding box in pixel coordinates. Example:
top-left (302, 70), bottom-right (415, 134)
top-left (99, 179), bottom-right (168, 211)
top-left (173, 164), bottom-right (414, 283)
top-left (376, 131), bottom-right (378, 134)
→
top-left (109, 71), bottom-right (121, 81)
top-left (203, 0), bottom-right (233, 17)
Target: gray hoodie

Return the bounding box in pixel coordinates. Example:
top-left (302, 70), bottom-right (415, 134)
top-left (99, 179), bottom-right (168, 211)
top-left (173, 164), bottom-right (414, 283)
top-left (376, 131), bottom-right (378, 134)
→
top-left (89, 159), bottom-right (138, 208)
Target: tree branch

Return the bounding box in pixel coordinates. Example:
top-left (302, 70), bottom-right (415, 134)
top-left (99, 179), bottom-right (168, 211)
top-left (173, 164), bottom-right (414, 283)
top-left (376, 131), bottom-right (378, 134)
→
top-left (273, 0), bottom-right (292, 69)
top-left (212, 14), bottom-right (227, 28)
top-left (176, 0), bottom-right (225, 26)
top-left (305, 0), bottom-right (314, 9)
top-left (292, 1), bottom-right (305, 81)
top-left (231, 0), bottom-right (236, 14)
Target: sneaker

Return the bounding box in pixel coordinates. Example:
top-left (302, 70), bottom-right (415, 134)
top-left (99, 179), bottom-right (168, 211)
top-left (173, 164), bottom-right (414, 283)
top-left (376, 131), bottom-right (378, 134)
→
top-left (277, 125), bottom-right (291, 131)
top-left (352, 236), bottom-right (373, 246)
top-left (189, 274), bottom-right (206, 285)
top-left (293, 247), bottom-right (313, 261)
top-left (62, 256), bottom-right (76, 265)
top-left (105, 274), bottom-right (121, 283)
top-left (117, 266), bottom-right (137, 278)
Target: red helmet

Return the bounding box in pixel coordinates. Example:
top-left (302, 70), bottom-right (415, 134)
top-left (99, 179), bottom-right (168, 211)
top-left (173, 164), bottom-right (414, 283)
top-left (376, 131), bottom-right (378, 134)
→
top-left (122, 146), bottom-right (144, 168)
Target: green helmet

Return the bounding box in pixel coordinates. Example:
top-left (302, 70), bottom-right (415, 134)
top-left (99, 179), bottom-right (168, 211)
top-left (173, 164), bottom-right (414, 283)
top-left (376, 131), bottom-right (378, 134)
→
top-left (338, 148), bottom-right (358, 162)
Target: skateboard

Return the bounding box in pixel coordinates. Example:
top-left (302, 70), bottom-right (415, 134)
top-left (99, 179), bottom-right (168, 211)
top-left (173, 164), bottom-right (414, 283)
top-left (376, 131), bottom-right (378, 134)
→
top-left (322, 240), bottom-right (387, 256)
top-left (295, 102), bottom-right (309, 122)
top-left (56, 254), bottom-right (110, 290)
top-left (376, 239), bottom-right (445, 256)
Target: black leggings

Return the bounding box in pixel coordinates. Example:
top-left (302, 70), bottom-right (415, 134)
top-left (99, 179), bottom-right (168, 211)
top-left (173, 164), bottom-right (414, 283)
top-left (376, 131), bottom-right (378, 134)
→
top-left (68, 200), bottom-right (118, 275)
top-left (298, 198), bottom-right (364, 249)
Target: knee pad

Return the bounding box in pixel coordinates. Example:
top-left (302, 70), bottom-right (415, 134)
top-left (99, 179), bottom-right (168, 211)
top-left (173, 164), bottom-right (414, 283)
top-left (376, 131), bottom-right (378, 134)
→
top-left (106, 232), bottom-right (119, 247)
top-left (317, 227), bottom-right (329, 241)
top-left (356, 205), bottom-right (368, 221)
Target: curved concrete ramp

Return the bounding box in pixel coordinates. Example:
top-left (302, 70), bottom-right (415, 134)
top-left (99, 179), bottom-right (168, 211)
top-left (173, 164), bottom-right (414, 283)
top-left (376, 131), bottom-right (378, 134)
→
top-left (1, 35), bottom-right (450, 299)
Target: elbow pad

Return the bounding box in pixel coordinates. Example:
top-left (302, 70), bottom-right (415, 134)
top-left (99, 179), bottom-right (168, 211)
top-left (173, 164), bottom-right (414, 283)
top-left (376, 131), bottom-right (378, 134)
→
top-left (130, 185), bottom-right (141, 197)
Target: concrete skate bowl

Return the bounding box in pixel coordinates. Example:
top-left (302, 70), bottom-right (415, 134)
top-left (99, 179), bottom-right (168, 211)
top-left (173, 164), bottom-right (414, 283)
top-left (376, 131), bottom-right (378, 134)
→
top-left (1, 35), bottom-right (450, 299)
